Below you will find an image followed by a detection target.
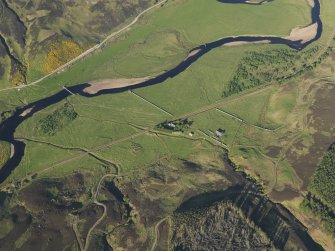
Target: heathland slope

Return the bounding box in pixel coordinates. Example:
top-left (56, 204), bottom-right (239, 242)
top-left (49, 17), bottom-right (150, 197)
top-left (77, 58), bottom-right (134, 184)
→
top-left (0, 0), bottom-right (154, 86)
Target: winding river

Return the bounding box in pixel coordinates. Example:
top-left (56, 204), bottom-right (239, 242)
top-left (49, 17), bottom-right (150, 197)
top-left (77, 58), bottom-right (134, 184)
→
top-left (0, 0), bottom-right (322, 183)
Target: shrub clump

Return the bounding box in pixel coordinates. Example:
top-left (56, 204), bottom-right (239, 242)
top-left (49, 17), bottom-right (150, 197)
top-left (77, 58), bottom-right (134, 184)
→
top-left (223, 46), bottom-right (322, 97)
top-left (37, 103), bottom-right (78, 136)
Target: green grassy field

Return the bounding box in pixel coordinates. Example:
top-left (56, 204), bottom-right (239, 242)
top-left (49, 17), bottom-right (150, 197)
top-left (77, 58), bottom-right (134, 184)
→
top-left (0, 0), bottom-right (314, 90)
top-left (0, 141), bottom-right (10, 169)
top-left (1, 0), bottom-right (332, 181)
top-left (6, 42), bottom-right (335, 194)
top-left (27, 0), bottom-right (311, 82)
top-left (1, 0), bottom-right (335, 249)
top-left (0, 0), bottom-right (334, 200)
top-left (219, 88), bottom-right (274, 127)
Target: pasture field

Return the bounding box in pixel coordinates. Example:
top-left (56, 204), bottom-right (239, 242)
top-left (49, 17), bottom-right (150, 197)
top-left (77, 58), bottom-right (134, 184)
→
top-left (0, 141), bottom-right (10, 169)
top-left (13, 142), bottom-right (73, 178)
top-left (0, 0), bottom-right (333, 191)
top-left (218, 87), bottom-right (274, 128)
top-left (24, 0), bottom-right (311, 82)
top-left (0, 0), bottom-right (313, 92)
top-left (89, 134), bottom-right (209, 174)
top-left (1, 0), bottom-right (335, 249)
top-left (6, 38), bottom-right (335, 191)
top-left (133, 44), bottom-right (262, 116)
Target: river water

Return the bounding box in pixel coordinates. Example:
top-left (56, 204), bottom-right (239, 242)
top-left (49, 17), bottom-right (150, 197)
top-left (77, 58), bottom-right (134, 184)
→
top-left (0, 0), bottom-right (322, 183)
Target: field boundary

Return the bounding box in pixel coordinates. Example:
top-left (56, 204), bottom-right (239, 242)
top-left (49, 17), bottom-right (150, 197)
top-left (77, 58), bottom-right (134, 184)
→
top-left (130, 90), bottom-right (174, 116)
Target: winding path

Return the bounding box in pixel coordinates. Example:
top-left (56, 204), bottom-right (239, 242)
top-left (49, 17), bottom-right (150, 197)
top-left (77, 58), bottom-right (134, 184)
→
top-left (83, 174), bottom-right (117, 251)
top-left (150, 217), bottom-right (168, 251)
top-left (0, 0), bottom-right (323, 184)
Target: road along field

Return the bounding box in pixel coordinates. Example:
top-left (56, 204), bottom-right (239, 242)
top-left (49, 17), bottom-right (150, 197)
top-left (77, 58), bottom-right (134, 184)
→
top-left (0, 0), bottom-right (335, 250)
top-left (0, 0), bottom-right (324, 183)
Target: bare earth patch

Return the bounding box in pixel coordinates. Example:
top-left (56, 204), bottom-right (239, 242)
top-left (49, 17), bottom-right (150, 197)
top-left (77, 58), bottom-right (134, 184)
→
top-left (19, 107), bottom-right (34, 117)
top-left (10, 144), bottom-right (14, 158)
top-left (224, 40), bottom-right (271, 46)
top-left (84, 77), bottom-right (150, 94)
top-left (186, 49), bottom-right (201, 59)
top-left (306, 0), bottom-right (315, 8)
top-left (285, 23), bottom-right (318, 44)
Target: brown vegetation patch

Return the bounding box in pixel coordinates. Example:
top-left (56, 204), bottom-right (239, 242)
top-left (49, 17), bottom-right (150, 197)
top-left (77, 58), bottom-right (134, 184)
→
top-left (270, 186), bottom-right (300, 202)
top-left (13, 173), bottom-right (90, 250)
top-left (287, 85), bottom-right (335, 190)
top-left (98, 180), bottom-right (132, 228)
top-left (175, 186), bottom-right (323, 251)
top-left (0, 0), bottom-right (26, 49)
top-left (0, 206), bottom-right (32, 251)
top-left (266, 146), bottom-right (282, 158)
top-left (9, 64), bottom-right (27, 86)
top-left (78, 204), bottom-right (104, 241)
top-left (106, 154), bottom-right (245, 249)
top-left (0, 142), bottom-right (9, 166)
top-left (172, 201), bottom-right (274, 251)
top-left (330, 51), bottom-right (335, 61)
top-left (156, 219), bottom-right (170, 250)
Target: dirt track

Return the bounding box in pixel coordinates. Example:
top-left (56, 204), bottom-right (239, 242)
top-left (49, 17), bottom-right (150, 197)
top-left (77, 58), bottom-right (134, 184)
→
top-left (83, 174), bottom-right (117, 251)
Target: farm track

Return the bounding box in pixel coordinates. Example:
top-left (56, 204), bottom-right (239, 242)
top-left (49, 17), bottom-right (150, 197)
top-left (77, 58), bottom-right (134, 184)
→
top-left (3, 75), bottom-right (324, 185)
top-left (150, 217), bottom-right (168, 251)
top-left (73, 223), bottom-right (85, 251)
top-left (13, 85), bottom-right (275, 180)
top-left (33, 132), bottom-right (145, 176)
top-left (4, 75), bottom-right (333, 188)
top-left (0, 0), bottom-right (326, 186)
top-left (176, 85), bottom-right (274, 120)
top-left (18, 136), bottom-right (118, 169)
top-left (83, 174), bottom-right (117, 251)
top-left (311, 27), bottom-right (335, 63)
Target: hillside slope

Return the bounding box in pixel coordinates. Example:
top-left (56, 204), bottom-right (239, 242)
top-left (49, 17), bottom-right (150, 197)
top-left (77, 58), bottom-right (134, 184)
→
top-left (0, 0), bottom-right (153, 86)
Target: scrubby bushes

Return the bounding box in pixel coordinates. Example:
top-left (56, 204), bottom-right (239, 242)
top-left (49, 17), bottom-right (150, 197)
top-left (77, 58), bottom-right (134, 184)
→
top-left (157, 118), bottom-right (193, 132)
top-left (0, 110), bottom-right (14, 123)
top-left (9, 63), bottom-right (27, 86)
top-left (37, 103), bottom-right (78, 136)
top-left (223, 46), bottom-right (322, 97)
